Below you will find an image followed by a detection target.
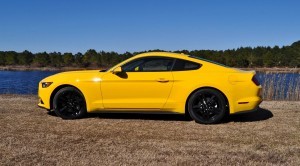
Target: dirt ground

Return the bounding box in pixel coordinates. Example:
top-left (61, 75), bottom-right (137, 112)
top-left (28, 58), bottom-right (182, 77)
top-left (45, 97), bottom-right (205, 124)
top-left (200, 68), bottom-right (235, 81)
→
top-left (0, 95), bottom-right (299, 165)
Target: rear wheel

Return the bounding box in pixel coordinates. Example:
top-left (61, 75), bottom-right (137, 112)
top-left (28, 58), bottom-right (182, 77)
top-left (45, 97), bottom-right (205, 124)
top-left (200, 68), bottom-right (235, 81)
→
top-left (53, 87), bottom-right (87, 119)
top-left (188, 89), bottom-right (226, 124)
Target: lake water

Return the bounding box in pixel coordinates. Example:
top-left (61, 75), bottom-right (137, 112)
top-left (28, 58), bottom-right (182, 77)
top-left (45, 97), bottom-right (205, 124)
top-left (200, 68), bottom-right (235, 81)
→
top-left (0, 71), bottom-right (299, 100)
top-left (0, 71), bottom-right (58, 94)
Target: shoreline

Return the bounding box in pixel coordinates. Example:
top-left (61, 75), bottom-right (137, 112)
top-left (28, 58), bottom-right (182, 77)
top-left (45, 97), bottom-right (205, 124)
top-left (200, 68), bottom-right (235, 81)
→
top-left (0, 66), bottom-right (102, 71)
top-left (240, 67), bottom-right (300, 73)
top-left (1, 65), bottom-right (299, 73)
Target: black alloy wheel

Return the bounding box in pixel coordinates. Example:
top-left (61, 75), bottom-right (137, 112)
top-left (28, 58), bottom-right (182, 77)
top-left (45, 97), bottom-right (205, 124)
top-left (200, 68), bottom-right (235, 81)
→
top-left (188, 89), bottom-right (226, 124)
top-left (53, 87), bottom-right (87, 119)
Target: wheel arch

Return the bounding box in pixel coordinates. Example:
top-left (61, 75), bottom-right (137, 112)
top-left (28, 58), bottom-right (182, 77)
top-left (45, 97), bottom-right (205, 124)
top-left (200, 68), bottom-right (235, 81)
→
top-left (50, 84), bottom-right (88, 110)
top-left (185, 86), bottom-right (230, 116)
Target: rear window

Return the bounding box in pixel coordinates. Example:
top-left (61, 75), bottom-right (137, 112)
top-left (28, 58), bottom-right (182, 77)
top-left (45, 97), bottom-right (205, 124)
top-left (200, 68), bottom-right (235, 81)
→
top-left (172, 59), bottom-right (201, 71)
top-left (188, 55), bottom-right (228, 67)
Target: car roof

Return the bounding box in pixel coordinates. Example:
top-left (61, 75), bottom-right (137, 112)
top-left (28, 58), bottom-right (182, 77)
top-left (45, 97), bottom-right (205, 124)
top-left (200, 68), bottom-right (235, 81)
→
top-left (108, 51), bottom-right (230, 72)
top-left (134, 52), bottom-right (189, 59)
top-left (134, 52), bottom-right (229, 68)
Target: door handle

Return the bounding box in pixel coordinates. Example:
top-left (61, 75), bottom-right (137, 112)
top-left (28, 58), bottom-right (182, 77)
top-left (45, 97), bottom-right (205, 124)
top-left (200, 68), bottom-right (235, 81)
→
top-left (157, 78), bottom-right (169, 83)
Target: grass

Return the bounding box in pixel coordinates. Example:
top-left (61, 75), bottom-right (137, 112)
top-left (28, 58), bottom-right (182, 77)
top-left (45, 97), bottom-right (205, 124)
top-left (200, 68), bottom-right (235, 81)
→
top-left (1, 95), bottom-right (300, 165)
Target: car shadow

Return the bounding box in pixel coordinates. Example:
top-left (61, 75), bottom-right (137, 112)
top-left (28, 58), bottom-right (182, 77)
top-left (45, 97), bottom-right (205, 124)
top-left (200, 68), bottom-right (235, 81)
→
top-left (47, 107), bottom-right (273, 123)
top-left (47, 110), bottom-right (189, 121)
top-left (88, 113), bottom-right (190, 121)
top-left (226, 107), bottom-right (273, 123)
top-left (47, 111), bottom-right (57, 116)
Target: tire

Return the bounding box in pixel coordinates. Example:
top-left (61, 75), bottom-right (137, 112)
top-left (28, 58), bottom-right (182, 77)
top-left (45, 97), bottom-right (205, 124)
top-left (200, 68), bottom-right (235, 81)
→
top-left (187, 89), bottom-right (226, 124)
top-left (53, 87), bottom-right (87, 119)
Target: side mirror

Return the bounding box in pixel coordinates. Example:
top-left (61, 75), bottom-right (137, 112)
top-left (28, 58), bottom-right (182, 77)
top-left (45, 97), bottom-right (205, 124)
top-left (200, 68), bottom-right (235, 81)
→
top-left (112, 66), bottom-right (122, 74)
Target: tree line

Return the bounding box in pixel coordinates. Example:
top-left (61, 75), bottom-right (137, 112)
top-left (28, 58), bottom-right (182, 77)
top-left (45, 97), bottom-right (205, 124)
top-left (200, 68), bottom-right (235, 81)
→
top-left (0, 41), bottom-right (300, 68)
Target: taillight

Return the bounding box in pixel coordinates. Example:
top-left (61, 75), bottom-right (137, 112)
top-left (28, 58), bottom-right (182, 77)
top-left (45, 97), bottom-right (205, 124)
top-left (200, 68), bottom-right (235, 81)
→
top-left (252, 75), bottom-right (260, 86)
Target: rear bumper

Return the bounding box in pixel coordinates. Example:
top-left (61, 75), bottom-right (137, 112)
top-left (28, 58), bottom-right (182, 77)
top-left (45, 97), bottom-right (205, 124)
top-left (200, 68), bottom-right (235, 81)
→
top-left (231, 96), bottom-right (262, 114)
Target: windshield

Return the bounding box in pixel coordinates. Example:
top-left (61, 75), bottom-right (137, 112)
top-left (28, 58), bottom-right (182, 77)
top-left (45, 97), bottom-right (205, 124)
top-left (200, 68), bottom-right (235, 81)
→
top-left (188, 55), bottom-right (229, 67)
top-left (100, 66), bottom-right (115, 72)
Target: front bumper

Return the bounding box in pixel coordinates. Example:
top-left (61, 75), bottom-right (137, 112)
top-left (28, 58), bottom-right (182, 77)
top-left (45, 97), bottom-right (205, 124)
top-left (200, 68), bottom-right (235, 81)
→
top-left (38, 83), bottom-right (53, 110)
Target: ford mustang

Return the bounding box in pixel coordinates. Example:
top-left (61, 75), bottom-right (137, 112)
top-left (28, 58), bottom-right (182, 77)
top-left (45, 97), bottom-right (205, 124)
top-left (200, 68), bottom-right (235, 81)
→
top-left (38, 52), bottom-right (262, 124)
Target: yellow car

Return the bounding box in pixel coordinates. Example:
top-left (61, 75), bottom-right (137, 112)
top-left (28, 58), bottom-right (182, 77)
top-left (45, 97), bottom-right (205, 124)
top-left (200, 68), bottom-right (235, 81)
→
top-left (38, 52), bottom-right (262, 124)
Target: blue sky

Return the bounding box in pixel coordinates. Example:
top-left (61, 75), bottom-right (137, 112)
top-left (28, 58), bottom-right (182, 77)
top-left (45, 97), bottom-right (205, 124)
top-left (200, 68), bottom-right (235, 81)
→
top-left (0, 0), bottom-right (299, 53)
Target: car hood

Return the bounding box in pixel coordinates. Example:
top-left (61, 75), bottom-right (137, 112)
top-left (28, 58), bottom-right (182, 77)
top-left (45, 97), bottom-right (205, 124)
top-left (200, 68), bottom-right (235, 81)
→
top-left (40, 70), bottom-right (107, 83)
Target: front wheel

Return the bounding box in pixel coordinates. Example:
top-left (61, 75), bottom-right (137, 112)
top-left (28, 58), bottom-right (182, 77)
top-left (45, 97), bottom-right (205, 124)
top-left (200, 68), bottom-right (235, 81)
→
top-left (187, 89), bottom-right (226, 124)
top-left (53, 87), bottom-right (87, 119)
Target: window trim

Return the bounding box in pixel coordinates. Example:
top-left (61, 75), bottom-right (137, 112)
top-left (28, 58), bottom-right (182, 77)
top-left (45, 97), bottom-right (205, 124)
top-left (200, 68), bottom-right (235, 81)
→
top-left (121, 56), bottom-right (202, 72)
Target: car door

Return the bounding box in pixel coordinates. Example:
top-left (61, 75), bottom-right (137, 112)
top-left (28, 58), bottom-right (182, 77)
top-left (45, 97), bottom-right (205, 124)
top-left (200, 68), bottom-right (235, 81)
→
top-left (101, 57), bottom-right (174, 110)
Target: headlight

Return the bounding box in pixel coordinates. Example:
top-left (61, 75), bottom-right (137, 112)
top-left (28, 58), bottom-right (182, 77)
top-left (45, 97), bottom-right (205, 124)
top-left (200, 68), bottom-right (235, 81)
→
top-left (41, 82), bottom-right (53, 88)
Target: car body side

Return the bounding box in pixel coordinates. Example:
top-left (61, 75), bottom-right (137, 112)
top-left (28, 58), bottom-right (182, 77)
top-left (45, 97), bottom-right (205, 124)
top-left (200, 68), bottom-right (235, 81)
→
top-left (38, 52), bottom-right (262, 115)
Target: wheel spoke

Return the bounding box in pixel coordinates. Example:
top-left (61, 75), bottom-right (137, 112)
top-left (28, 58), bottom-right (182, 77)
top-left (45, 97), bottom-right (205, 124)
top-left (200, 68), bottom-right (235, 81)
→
top-left (208, 95), bottom-right (216, 103)
top-left (60, 106), bottom-right (68, 113)
top-left (209, 107), bottom-right (220, 115)
top-left (201, 95), bottom-right (207, 106)
top-left (58, 95), bottom-right (69, 103)
top-left (202, 112), bottom-right (210, 120)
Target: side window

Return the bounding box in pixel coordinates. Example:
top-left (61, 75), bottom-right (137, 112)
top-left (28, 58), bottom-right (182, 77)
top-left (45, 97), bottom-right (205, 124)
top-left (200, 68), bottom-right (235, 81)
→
top-left (143, 58), bottom-right (174, 71)
top-left (122, 59), bottom-right (145, 72)
top-left (172, 59), bottom-right (201, 71)
top-left (122, 57), bottom-right (174, 72)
